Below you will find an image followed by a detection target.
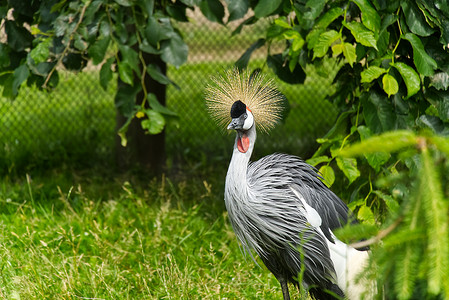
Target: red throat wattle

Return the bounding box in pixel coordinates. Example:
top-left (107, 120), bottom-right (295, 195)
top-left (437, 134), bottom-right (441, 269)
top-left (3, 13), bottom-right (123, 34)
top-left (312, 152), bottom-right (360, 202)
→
top-left (237, 134), bottom-right (250, 153)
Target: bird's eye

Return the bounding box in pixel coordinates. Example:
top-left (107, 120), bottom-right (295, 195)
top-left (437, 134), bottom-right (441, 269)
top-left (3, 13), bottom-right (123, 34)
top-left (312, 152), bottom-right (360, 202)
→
top-left (244, 114), bottom-right (247, 119)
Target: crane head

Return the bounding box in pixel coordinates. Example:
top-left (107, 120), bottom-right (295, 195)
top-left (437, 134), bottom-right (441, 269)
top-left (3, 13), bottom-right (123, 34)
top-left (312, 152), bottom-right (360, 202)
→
top-left (227, 100), bottom-right (254, 131)
top-left (205, 69), bottom-right (285, 133)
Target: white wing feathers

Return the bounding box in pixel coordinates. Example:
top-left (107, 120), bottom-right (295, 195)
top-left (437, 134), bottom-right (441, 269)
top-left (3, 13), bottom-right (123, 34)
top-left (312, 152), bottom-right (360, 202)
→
top-left (290, 186), bottom-right (372, 299)
top-left (290, 186), bottom-right (322, 228)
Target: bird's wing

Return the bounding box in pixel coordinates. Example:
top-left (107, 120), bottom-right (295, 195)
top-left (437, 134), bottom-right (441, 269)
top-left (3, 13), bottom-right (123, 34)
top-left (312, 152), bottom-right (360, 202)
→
top-left (248, 153), bottom-right (354, 244)
top-left (246, 158), bottom-right (340, 284)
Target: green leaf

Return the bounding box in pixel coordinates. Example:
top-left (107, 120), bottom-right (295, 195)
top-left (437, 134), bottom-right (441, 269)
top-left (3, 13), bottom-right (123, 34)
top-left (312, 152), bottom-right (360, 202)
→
top-left (283, 30), bottom-right (304, 54)
top-left (100, 57), bottom-right (114, 90)
top-left (373, 190), bottom-right (399, 213)
top-left (361, 92), bottom-right (396, 133)
top-left (141, 110), bottom-right (166, 134)
top-left (115, 0), bottom-right (133, 6)
top-left (342, 42), bottom-right (356, 67)
top-left (306, 7), bottom-right (344, 50)
top-left (226, 0), bottom-right (249, 22)
top-left (180, 0), bottom-right (201, 6)
top-left (303, 0), bottom-right (326, 22)
top-left (338, 130), bottom-right (418, 157)
top-left (313, 30), bottom-right (340, 58)
top-left (115, 84), bottom-right (141, 117)
top-left (357, 126), bottom-right (390, 171)
top-left (148, 93), bottom-right (178, 116)
top-left (88, 36), bottom-right (111, 65)
top-left (117, 115), bottom-right (133, 147)
top-left (147, 63), bottom-right (171, 85)
top-left (351, 0), bottom-right (381, 32)
top-left (331, 43), bottom-right (343, 56)
top-left (12, 64), bottom-right (29, 96)
top-left (401, 1), bottom-right (435, 37)
top-left (253, 0), bottom-right (282, 18)
top-left (426, 89), bottom-right (449, 122)
top-left (160, 34), bottom-right (188, 68)
top-left (318, 165), bottom-right (335, 187)
top-left (117, 61), bottom-right (134, 85)
top-left (146, 16), bottom-right (173, 47)
top-left (361, 66), bottom-right (386, 83)
top-left (29, 38), bottom-right (51, 65)
top-left (199, 0), bottom-right (225, 24)
top-left (139, 40), bottom-right (161, 55)
top-left (291, 36), bottom-right (304, 52)
top-left (140, 0), bottom-right (154, 16)
top-left (392, 62), bottom-right (421, 98)
top-left (357, 205), bottom-right (375, 224)
top-left (382, 73), bottom-right (399, 97)
top-left (118, 45), bottom-right (140, 73)
top-left (430, 72), bottom-right (449, 90)
top-left (282, 29), bottom-right (301, 40)
top-left (274, 18), bottom-right (291, 29)
top-left (166, 4), bottom-right (188, 22)
top-left (73, 34), bottom-right (87, 51)
top-left (417, 115), bottom-right (448, 135)
top-left (343, 21), bottom-right (378, 49)
top-left (4, 20), bottom-right (33, 52)
top-left (403, 33), bottom-right (438, 76)
top-left (336, 157), bottom-right (360, 184)
top-left (266, 22), bottom-right (286, 40)
top-left (306, 155), bottom-right (331, 166)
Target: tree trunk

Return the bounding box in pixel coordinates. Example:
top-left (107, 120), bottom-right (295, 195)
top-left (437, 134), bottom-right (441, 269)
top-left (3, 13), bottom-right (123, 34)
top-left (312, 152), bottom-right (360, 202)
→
top-left (115, 54), bottom-right (166, 174)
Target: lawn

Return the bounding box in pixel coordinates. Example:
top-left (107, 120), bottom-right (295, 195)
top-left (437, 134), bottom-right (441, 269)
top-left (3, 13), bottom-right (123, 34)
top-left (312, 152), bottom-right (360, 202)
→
top-left (0, 169), bottom-right (304, 299)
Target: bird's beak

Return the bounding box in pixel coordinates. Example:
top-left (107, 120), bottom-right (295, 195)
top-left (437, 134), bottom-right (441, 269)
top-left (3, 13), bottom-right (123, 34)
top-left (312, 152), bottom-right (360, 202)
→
top-left (227, 114), bottom-right (246, 130)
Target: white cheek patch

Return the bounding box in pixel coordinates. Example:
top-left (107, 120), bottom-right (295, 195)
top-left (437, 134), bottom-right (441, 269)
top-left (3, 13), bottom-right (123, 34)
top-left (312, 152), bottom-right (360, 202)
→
top-left (243, 110), bottom-right (254, 130)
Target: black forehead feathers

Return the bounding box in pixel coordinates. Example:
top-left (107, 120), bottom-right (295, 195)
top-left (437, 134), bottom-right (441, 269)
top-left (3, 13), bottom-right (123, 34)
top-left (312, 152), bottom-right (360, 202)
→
top-left (230, 100), bottom-right (247, 118)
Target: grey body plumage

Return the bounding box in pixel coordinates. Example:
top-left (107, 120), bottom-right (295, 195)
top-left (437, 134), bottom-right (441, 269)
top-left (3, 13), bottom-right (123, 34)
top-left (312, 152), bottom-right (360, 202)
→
top-left (225, 122), bottom-right (347, 299)
top-left (206, 70), bottom-right (372, 300)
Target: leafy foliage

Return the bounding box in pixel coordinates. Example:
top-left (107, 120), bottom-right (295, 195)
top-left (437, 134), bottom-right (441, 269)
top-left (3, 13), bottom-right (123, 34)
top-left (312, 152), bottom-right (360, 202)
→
top-left (242, 0), bottom-right (449, 298)
top-left (0, 0), bottom-right (201, 140)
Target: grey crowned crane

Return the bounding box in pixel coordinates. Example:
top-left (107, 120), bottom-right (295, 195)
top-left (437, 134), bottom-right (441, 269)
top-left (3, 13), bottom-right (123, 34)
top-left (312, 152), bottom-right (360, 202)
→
top-left (205, 69), bottom-right (372, 300)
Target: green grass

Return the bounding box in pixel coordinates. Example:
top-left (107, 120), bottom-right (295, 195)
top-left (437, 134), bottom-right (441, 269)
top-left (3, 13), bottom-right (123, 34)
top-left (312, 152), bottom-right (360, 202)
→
top-left (0, 170), bottom-right (308, 299)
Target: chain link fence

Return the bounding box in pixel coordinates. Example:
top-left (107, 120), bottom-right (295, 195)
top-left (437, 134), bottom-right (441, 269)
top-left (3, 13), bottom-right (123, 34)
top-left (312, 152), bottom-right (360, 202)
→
top-left (0, 11), bottom-right (338, 172)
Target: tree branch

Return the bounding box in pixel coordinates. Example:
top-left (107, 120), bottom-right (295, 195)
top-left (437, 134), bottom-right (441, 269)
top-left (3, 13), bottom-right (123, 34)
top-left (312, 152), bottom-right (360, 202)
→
top-left (350, 216), bottom-right (403, 249)
top-left (43, 0), bottom-right (92, 89)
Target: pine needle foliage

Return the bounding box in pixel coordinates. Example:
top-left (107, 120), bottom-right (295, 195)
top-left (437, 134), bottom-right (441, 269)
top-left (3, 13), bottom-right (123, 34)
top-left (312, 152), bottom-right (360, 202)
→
top-left (420, 147), bottom-right (449, 296)
top-left (339, 132), bottom-right (449, 299)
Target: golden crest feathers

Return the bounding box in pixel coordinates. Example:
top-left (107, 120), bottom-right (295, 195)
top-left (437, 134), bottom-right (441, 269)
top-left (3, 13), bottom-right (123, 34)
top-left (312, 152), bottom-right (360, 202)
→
top-left (205, 69), bottom-right (285, 133)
